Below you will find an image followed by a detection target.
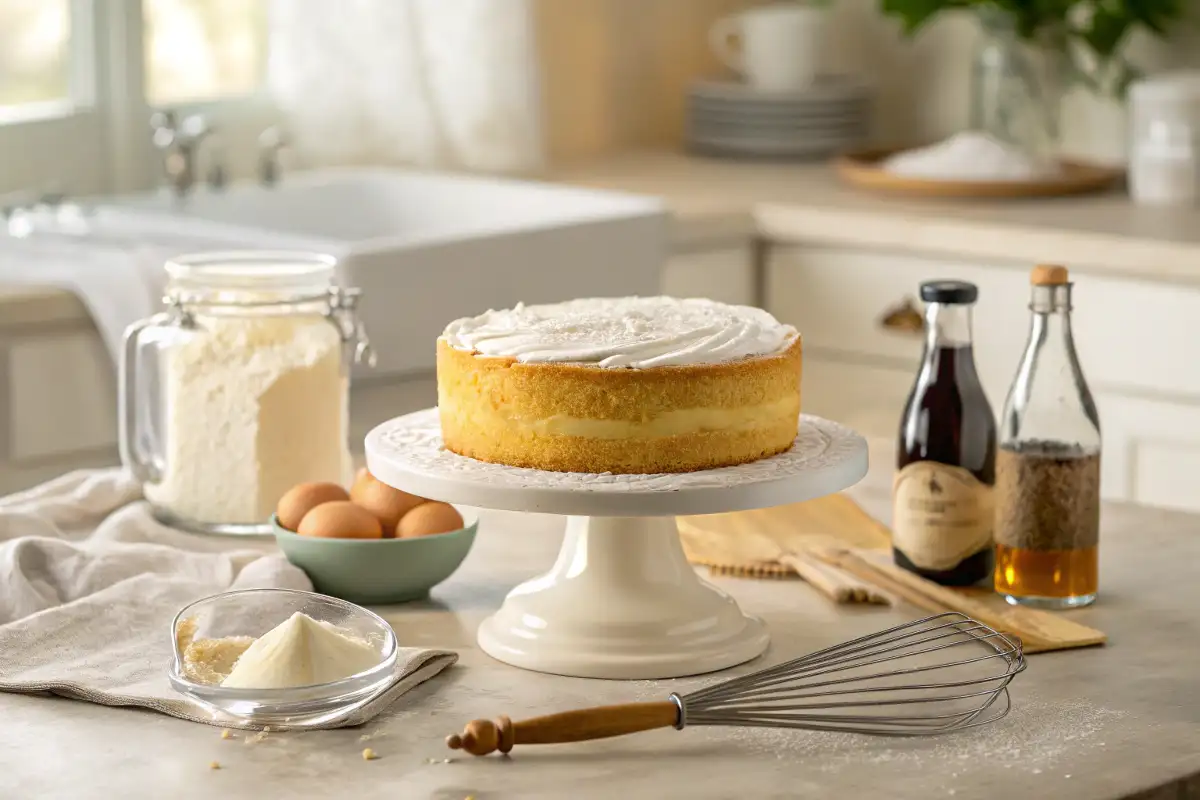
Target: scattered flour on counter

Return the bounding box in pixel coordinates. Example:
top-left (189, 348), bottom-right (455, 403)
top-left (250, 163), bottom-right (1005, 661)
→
top-left (705, 698), bottom-right (1125, 773)
top-left (882, 131), bottom-right (1059, 182)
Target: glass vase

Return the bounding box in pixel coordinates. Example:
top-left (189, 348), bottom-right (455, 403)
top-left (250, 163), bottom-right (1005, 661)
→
top-left (969, 8), bottom-right (1066, 160)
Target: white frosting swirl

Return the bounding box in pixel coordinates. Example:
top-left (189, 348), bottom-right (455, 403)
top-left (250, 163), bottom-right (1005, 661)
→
top-left (442, 296), bottom-right (797, 369)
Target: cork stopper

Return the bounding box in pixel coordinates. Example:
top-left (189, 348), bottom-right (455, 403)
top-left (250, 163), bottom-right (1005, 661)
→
top-left (1031, 264), bottom-right (1069, 286)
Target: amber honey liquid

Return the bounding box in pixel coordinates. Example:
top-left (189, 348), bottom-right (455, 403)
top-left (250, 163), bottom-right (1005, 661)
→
top-left (994, 544), bottom-right (1098, 600)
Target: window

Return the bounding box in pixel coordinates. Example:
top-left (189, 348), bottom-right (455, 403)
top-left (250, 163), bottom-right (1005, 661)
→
top-left (144, 0), bottom-right (268, 105)
top-left (0, 1), bottom-right (71, 112)
top-left (0, 0), bottom-right (278, 195)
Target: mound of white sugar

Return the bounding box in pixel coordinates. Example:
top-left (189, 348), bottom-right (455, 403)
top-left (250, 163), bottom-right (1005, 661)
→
top-left (221, 612), bottom-right (380, 689)
top-left (882, 131), bottom-right (1058, 182)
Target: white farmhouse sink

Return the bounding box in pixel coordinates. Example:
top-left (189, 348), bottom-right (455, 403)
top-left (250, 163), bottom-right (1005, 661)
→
top-left (106, 168), bottom-right (668, 378)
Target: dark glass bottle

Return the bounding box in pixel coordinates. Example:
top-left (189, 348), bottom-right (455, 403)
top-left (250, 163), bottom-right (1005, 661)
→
top-left (893, 280), bottom-right (997, 586)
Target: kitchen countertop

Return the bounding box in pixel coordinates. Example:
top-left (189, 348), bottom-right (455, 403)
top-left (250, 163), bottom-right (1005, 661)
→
top-left (8, 150), bottom-right (1200, 331)
top-left (551, 153), bottom-right (1200, 284)
top-left (2, 469), bottom-right (1198, 800)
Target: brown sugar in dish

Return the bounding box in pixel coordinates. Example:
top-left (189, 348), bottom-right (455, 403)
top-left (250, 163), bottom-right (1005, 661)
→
top-left (176, 613), bottom-right (254, 686)
top-left (181, 636), bottom-right (254, 685)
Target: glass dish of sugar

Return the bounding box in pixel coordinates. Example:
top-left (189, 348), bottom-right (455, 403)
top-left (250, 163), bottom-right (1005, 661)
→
top-left (168, 588), bottom-right (397, 726)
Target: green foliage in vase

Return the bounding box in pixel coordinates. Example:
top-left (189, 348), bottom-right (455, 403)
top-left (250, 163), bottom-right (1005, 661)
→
top-left (880, 0), bottom-right (1187, 94)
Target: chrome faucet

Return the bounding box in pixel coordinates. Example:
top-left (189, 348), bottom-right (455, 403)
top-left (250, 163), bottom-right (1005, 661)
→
top-left (150, 110), bottom-right (216, 197)
top-left (258, 126), bottom-right (289, 186)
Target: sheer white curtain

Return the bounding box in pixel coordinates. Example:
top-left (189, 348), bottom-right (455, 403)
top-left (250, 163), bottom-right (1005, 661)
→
top-left (267, 0), bottom-right (543, 173)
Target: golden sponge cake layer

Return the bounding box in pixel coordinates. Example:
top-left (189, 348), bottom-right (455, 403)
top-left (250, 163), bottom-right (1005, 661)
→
top-left (436, 336), bottom-right (802, 474)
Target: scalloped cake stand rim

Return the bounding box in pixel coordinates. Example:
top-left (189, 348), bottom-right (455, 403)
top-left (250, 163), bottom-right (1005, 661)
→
top-left (363, 407), bottom-right (868, 518)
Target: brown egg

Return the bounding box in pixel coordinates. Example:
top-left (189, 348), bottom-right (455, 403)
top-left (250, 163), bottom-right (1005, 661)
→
top-left (276, 482), bottom-right (350, 531)
top-left (396, 502), bottom-right (464, 538)
top-left (350, 467), bottom-right (372, 496)
top-left (350, 469), bottom-right (426, 537)
top-left (297, 501), bottom-right (383, 539)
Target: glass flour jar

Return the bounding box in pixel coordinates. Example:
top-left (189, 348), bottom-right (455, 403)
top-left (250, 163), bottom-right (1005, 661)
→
top-left (120, 252), bottom-right (373, 535)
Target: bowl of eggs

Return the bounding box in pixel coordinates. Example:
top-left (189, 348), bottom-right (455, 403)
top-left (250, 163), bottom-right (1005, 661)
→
top-left (272, 468), bottom-right (477, 605)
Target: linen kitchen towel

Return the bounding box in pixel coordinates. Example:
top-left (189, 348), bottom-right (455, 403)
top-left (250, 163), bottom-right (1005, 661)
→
top-left (0, 469), bottom-right (456, 729)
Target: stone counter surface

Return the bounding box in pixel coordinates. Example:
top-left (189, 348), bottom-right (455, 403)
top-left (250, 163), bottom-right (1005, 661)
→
top-left (2, 478), bottom-right (1198, 800)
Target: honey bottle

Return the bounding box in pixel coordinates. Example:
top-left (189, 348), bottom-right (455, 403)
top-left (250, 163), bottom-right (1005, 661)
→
top-left (994, 265), bottom-right (1101, 608)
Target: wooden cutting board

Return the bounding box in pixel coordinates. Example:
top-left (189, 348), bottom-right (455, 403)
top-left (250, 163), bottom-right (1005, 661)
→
top-left (677, 493), bottom-right (1107, 654)
top-left (677, 493), bottom-right (891, 578)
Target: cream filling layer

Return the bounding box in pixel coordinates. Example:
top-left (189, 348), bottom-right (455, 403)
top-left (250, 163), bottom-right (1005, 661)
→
top-left (441, 396), bottom-right (799, 440)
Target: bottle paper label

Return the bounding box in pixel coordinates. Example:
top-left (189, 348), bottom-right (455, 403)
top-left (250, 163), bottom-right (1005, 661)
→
top-left (892, 461), bottom-right (994, 572)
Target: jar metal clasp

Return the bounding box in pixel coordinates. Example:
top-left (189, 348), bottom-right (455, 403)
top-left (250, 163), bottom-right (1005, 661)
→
top-left (162, 292), bottom-right (198, 329)
top-left (326, 286), bottom-right (377, 368)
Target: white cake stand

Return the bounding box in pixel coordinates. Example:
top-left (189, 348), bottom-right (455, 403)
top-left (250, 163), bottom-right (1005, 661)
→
top-left (364, 408), bottom-right (867, 680)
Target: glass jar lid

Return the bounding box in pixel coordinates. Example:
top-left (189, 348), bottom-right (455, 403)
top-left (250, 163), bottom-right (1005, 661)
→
top-left (164, 251), bottom-right (338, 306)
top-left (159, 250), bottom-right (376, 367)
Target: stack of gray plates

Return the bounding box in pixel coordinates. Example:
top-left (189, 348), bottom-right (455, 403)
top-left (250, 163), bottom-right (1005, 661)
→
top-left (686, 77), bottom-right (873, 160)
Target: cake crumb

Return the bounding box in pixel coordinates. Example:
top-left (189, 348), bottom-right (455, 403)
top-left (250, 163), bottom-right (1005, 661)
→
top-left (209, 761), bottom-right (221, 770)
top-left (244, 730), bottom-right (269, 745)
top-left (362, 748), bottom-right (379, 761)
top-left (220, 729), bottom-right (233, 740)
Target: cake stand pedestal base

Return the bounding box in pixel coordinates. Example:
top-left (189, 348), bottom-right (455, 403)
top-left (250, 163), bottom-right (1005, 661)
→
top-left (365, 409), bottom-right (868, 680)
top-left (477, 515), bottom-right (768, 680)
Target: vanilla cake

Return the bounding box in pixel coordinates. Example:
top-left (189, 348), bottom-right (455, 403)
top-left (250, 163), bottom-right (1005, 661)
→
top-left (436, 296), bottom-right (802, 474)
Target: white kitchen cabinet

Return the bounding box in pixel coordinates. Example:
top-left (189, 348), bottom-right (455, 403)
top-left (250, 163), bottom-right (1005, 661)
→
top-left (662, 246), bottom-right (754, 306)
top-left (349, 375), bottom-right (437, 451)
top-left (770, 243), bottom-right (1200, 513)
top-left (7, 332), bottom-right (118, 461)
top-left (1095, 390), bottom-right (1200, 512)
top-left (767, 246), bottom-right (1029, 412)
top-left (770, 244), bottom-right (1200, 403)
top-left (801, 355), bottom-right (908, 486)
top-left (801, 356), bottom-right (909, 443)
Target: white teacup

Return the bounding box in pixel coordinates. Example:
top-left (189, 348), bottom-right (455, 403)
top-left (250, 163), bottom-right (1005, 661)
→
top-left (710, 4), bottom-right (826, 92)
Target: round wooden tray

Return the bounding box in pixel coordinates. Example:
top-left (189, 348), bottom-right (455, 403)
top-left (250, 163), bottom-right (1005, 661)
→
top-left (834, 148), bottom-right (1124, 199)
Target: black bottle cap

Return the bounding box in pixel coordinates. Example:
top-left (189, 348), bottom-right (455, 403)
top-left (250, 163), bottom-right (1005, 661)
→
top-left (919, 280), bottom-right (978, 305)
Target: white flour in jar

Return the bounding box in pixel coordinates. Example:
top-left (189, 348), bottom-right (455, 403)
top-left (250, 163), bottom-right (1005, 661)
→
top-left (143, 315), bottom-right (350, 524)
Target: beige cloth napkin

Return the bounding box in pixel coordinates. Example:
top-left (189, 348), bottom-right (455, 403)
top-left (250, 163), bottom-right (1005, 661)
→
top-left (0, 469), bottom-right (456, 729)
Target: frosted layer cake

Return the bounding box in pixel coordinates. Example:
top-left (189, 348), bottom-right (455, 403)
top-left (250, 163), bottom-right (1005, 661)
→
top-left (436, 296), bottom-right (803, 474)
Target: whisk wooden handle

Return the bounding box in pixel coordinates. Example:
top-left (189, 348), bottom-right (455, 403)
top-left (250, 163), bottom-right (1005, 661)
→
top-left (445, 701), bottom-right (679, 756)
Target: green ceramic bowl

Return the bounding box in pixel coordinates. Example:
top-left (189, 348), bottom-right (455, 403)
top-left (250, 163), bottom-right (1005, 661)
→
top-left (271, 509), bottom-right (478, 605)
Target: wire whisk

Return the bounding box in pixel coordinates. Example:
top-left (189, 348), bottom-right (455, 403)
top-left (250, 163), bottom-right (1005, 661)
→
top-left (447, 612), bottom-right (1026, 756)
